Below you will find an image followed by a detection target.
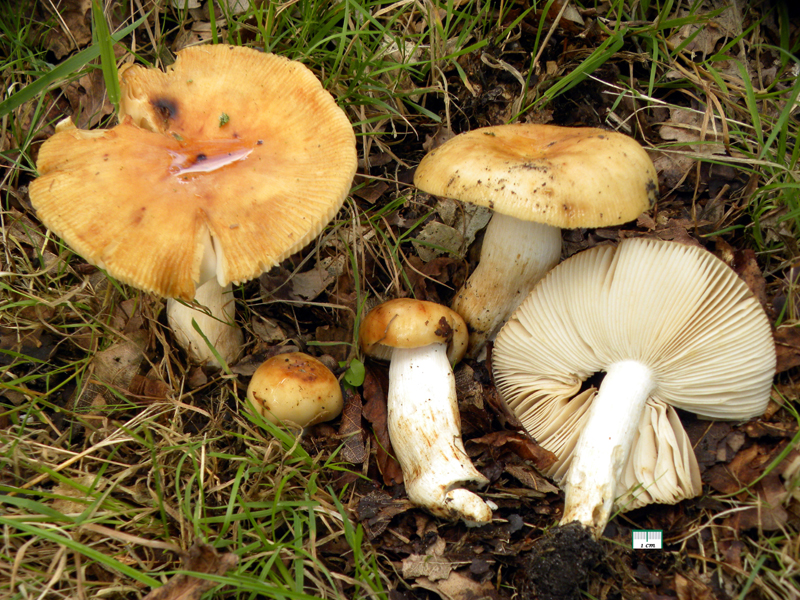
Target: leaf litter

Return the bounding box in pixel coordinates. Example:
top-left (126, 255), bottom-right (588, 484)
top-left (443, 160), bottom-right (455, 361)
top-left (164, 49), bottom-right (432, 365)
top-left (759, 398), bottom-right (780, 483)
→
top-left (1, 1), bottom-right (799, 599)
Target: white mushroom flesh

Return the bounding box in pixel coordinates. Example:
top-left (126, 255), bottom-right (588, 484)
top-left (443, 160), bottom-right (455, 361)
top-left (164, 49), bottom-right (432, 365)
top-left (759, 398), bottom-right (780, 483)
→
top-left (388, 344), bottom-right (493, 525)
top-left (452, 212), bottom-right (561, 356)
top-left (560, 360), bottom-right (656, 531)
top-left (167, 279), bottom-right (243, 368)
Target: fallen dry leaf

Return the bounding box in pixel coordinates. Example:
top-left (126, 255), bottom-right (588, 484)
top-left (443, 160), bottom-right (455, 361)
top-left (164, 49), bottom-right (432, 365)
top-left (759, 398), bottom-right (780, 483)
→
top-left (667, 0), bottom-right (740, 59)
top-left (362, 365), bottom-right (403, 486)
top-left (405, 255), bottom-right (465, 303)
top-left (422, 126), bottom-right (456, 152)
top-left (732, 249), bottom-right (768, 307)
top-left (251, 316), bottom-right (287, 344)
top-left (128, 375), bottom-right (172, 401)
top-left (0, 325), bottom-right (57, 365)
top-left (412, 220), bottom-right (466, 263)
top-left (454, 363), bottom-right (485, 410)
top-left (413, 569), bottom-right (500, 600)
top-left (648, 219), bottom-right (706, 247)
top-left (470, 431), bottom-right (557, 472)
top-left (338, 387), bottom-right (367, 464)
top-left (481, 381), bottom-right (528, 432)
top-left (73, 330), bottom-right (148, 411)
top-left (290, 256), bottom-right (346, 301)
top-left (705, 444), bottom-right (762, 495)
top-left (353, 181), bottom-right (389, 204)
top-left (143, 541), bottom-right (238, 600)
top-left (356, 489), bottom-right (414, 540)
top-left (724, 472), bottom-right (789, 532)
top-left (705, 439), bottom-right (792, 505)
top-left (43, 0), bottom-right (92, 59)
top-left (743, 420), bottom-right (798, 439)
top-left (402, 537), bottom-right (457, 581)
top-left (653, 106), bottom-right (727, 190)
top-left (774, 325), bottom-right (800, 374)
top-left (674, 572), bottom-right (715, 600)
top-left (63, 69), bottom-right (113, 129)
top-left (503, 463), bottom-right (560, 495)
top-left (715, 240), bottom-right (769, 308)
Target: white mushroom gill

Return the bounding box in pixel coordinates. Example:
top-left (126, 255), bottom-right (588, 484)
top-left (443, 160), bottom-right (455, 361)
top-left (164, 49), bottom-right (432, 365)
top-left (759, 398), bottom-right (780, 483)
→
top-left (387, 344), bottom-right (493, 525)
top-left (493, 238), bottom-right (776, 538)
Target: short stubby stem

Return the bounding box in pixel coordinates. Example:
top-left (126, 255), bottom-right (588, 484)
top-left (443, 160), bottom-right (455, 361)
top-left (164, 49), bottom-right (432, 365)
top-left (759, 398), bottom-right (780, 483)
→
top-left (452, 213), bottom-right (562, 358)
top-left (388, 345), bottom-right (493, 525)
top-left (167, 279), bottom-right (243, 368)
top-left (560, 360), bottom-right (656, 536)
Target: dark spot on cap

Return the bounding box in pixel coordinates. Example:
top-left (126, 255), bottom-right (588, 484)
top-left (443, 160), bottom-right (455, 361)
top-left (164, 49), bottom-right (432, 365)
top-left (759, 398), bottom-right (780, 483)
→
top-left (152, 98), bottom-right (178, 122)
top-left (257, 140), bottom-right (263, 145)
top-left (434, 316), bottom-right (453, 341)
top-left (646, 179), bottom-right (658, 203)
top-left (196, 153), bottom-right (207, 161)
top-left (131, 206), bottom-right (147, 225)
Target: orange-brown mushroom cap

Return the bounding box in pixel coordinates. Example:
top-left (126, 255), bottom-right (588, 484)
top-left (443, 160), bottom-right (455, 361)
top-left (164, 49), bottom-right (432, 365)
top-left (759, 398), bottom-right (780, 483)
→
top-left (359, 298), bottom-right (468, 365)
top-left (414, 124), bottom-right (657, 228)
top-left (247, 352), bottom-right (344, 427)
top-left (30, 45), bottom-right (357, 301)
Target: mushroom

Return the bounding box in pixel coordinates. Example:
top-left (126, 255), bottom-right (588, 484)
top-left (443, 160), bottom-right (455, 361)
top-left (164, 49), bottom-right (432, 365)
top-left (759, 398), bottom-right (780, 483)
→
top-left (493, 237), bottom-right (776, 538)
top-left (246, 352), bottom-right (343, 428)
top-left (414, 124), bottom-right (657, 356)
top-left (360, 298), bottom-right (493, 524)
top-left (29, 45), bottom-right (357, 368)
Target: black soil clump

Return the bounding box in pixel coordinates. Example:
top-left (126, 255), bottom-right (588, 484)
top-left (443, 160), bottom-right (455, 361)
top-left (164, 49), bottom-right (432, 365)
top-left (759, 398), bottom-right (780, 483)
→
top-left (521, 522), bottom-right (605, 600)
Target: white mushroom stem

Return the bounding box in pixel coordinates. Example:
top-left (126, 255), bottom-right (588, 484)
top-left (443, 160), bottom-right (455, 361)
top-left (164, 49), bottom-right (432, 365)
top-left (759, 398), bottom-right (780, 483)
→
top-left (387, 344), bottom-right (493, 525)
top-left (167, 278), bottom-right (243, 369)
top-left (561, 360), bottom-right (657, 536)
top-left (452, 212), bottom-right (562, 357)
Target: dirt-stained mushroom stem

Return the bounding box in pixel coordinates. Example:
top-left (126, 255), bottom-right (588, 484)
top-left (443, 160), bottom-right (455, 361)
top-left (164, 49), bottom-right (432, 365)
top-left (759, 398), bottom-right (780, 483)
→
top-left (388, 344), bottom-right (492, 524)
top-left (414, 124), bottom-right (658, 358)
top-left (451, 213), bottom-right (561, 354)
top-left (560, 360), bottom-right (656, 534)
top-left (360, 298), bottom-right (494, 525)
top-left (167, 278), bottom-right (243, 368)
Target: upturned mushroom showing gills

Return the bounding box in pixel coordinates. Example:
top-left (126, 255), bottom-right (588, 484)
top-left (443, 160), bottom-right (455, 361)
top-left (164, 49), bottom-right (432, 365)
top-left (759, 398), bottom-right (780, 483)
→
top-left (29, 45), bottom-right (357, 368)
top-left (360, 298), bottom-right (494, 525)
top-left (246, 352), bottom-right (343, 429)
top-left (493, 238), bottom-right (776, 539)
top-left (414, 124), bottom-right (657, 357)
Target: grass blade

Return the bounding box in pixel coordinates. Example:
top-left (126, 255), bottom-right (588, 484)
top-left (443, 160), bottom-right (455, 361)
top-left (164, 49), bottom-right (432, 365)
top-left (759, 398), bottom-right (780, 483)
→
top-left (0, 14), bottom-right (145, 118)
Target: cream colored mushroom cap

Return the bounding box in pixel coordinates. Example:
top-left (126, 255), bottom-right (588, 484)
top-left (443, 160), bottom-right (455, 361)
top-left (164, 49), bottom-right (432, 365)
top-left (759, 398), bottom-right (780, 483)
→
top-left (492, 237), bottom-right (776, 509)
top-left (30, 45), bottom-right (357, 301)
top-left (247, 352), bottom-right (344, 427)
top-left (414, 124), bottom-right (657, 228)
top-left (360, 298), bottom-right (468, 365)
